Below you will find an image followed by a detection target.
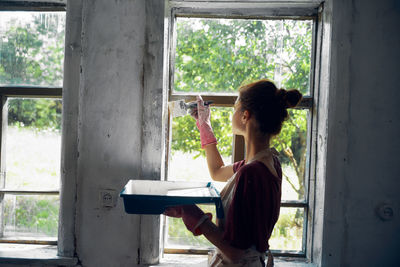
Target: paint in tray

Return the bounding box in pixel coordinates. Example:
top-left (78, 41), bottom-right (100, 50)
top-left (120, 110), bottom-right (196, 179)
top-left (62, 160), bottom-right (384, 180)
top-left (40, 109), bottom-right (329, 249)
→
top-left (120, 180), bottom-right (224, 218)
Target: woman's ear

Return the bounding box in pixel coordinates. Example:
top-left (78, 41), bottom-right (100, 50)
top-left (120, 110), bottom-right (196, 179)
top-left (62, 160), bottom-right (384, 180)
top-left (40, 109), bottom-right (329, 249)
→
top-left (242, 110), bottom-right (251, 124)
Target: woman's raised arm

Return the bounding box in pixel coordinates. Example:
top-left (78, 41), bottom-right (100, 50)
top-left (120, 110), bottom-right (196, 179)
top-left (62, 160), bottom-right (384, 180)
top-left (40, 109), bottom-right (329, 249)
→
top-left (204, 144), bottom-right (233, 182)
top-left (192, 95), bottom-right (234, 182)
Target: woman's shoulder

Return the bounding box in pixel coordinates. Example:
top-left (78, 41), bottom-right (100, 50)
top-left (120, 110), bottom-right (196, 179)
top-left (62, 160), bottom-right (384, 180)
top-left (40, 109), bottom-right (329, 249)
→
top-left (236, 158), bottom-right (282, 181)
top-left (238, 160), bottom-right (268, 173)
top-left (233, 160), bottom-right (246, 173)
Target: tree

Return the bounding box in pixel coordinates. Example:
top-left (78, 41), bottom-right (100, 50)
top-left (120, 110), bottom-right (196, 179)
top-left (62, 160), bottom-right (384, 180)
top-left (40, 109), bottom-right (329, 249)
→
top-left (0, 13), bottom-right (65, 130)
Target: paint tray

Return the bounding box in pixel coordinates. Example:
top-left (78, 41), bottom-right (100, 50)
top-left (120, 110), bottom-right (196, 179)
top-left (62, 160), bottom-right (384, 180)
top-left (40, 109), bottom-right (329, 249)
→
top-left (120, 180), bottom-right (224, 218)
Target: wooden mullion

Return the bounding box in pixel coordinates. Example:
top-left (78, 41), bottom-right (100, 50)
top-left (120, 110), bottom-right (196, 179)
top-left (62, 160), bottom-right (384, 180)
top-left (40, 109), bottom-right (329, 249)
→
top-left (0, 190), bottom-right (59, 195)
top-left (170, 94), bottom-right (313, 109)
top-left (0, 95), bottom-right (6, 190)
top-left (0, 1), bottom-right (66, 11)
top-left (0, 87), bottom-right (62, 98)
top-left (296, 96), bottom-right (313, 109)
top-left (0, 95), bottom-right (6, 238)
top-left (0, 239), bottom-right (57, 245)
top-left (270, 251), bottom-right (305, 258)
top-left (164, 248), bottom-right (305, 258)
top-left (169, 94), bottom-right (237, 107)
top-left (170, 2), bottom-right (320, 18)
top-left (232, 135), bottom-right (245, 163)
top-left (164, 248), bottom-right (211, 255)
top-left (280, 201), bottom-right (307, 208)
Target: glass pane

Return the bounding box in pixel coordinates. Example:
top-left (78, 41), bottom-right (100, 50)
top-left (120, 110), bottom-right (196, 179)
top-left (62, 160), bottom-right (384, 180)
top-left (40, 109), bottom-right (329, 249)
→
top-left (269, 207), bottom-right (304, 251)
top-left (169, 107), bottom-right (233, 182)
top-left (5, 98), bottom-right (62, 190)
top-left (167, 107), bottom-right (232, 248)
top-left (0, 12), bottom-right (66, 87)
top-left (174, 18), bottom-right (312, 95)
top-left (272, 109), bottom-right (309, 201)
top-left (166, 204), bottom-right (215, 249)
top-left (2, 194), bottom-right (59, 239)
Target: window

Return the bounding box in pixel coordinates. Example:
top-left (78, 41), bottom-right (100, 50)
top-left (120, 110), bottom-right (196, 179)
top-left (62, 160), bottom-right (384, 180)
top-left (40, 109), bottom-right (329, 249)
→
top-left (0, 10), bottom-right (65, 244)
top-left (163, 2), bottom-right (319, 258)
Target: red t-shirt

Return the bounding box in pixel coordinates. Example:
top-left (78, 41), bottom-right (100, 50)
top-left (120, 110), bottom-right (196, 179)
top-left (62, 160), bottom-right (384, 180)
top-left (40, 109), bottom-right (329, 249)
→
top-left (222, 156), bottom-right (282, 252)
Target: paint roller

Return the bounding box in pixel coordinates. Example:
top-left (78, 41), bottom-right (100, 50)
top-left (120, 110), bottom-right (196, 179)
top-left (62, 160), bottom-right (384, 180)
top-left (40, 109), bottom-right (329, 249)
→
top-left (168, 99), bottom-right (214, 118)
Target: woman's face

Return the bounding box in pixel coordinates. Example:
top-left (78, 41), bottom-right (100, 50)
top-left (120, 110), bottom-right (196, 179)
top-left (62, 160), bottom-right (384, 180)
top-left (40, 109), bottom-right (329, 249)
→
top-left (232, 98), bottom-right (245, 135)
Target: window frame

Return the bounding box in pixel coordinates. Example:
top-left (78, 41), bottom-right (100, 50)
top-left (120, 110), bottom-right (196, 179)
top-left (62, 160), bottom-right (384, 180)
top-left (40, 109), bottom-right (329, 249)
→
top-left (163, 0), bottom-right (322, 259)
top-left (0, 3), bottom-right (66, 245)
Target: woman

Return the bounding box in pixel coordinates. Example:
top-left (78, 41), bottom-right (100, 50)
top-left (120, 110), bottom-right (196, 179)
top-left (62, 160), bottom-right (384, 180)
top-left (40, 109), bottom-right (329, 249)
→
top-left (165, 79), bottom-right (303, 266)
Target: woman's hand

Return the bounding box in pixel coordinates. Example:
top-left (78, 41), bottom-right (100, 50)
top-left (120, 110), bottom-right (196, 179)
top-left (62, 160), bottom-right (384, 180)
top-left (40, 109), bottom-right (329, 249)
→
top-left (164, 205), bottom-right (212, 236)
top-left (191, 95), bottom-right (217, 148)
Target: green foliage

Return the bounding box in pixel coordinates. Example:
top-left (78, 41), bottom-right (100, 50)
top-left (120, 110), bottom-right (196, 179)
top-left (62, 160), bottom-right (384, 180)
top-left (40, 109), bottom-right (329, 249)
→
top-left (0, 13), bottom-right (65, 86)
top-left (271, 109), bottom-right (307, 160)
top-left (5, 96), bottom-right (62, 131)
top-left (171, 107), bottom-right (233, 157)
top-left (269, 208), bottom-right (303, 250)
top-left (174, 18), bottom-right (312, 94)
top-left (8, 98), bottom-right (62, 130)
top-left (3, 196), bottom-right (59, 236)
top-left (174, 19), bottom-right (272, 92)
top-left (0, 25), bottom-right (43, 85)
top-left (0, 13), bottom-right (65, 130)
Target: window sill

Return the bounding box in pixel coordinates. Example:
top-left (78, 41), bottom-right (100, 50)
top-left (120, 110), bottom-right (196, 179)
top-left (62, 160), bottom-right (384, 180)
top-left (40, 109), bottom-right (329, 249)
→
top-left (0, 244), bottom-right (77, 266)
top-left (154, 254), bottom-right (317, 267)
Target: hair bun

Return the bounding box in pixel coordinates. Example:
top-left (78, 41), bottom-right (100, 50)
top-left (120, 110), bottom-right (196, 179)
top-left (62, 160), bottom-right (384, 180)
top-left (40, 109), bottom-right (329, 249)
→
top-left (282, 89), bottom-right (302, 108)
top-left (276, 89), bottom-right (287, 105)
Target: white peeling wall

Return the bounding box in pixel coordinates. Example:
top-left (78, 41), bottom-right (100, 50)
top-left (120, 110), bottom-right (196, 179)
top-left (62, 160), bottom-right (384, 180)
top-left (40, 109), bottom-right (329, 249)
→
top-left (75, 0), bottom-right (146, 265)
top-left (322, 0), bottom-right (400, 266)
top-left (343, 0), bottom-right (400, 265)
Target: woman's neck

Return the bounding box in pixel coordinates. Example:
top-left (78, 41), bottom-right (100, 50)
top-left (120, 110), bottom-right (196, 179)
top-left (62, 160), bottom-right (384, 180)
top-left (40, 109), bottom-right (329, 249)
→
top-left (244, 131), bottom-right (270, 163)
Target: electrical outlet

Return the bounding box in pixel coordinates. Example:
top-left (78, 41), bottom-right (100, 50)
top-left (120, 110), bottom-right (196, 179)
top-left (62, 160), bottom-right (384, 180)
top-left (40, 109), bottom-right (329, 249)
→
top-left (100, 189), bottom-right (117, 208)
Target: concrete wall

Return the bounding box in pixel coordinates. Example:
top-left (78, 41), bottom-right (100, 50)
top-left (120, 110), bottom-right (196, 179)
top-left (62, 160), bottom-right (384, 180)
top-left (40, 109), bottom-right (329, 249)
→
top-left (60, 0), bottom-right (164, 266)
top-left (321, 0), bottom-right (400, 266)
top-left (56, 0), bottom-right (399, 266)
top-left (76, 0), bottom-right (145, 265)
top-left (77, 0), bottom-right (143, 265)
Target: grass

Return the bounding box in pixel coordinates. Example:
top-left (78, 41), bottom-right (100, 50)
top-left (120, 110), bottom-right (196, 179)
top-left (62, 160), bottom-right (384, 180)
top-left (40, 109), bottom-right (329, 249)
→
top-left (2, 126), bottom-right (61, 238)
top-left (5, 126), bottom-right (61, 189)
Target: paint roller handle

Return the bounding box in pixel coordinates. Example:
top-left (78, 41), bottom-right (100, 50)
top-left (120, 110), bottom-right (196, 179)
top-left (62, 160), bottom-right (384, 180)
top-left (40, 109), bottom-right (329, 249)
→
top-left (190, 96), bottom-right (217, 148)
top-left (187, 100), bottom-right (214, 119)
top-left (187, 100), bottom-right (214, 109)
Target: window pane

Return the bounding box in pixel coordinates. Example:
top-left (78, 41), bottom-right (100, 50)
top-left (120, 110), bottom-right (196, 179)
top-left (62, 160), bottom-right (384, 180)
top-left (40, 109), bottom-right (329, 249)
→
top-left (269, 207), bottom-right (304, 251)
top-left (166, 204), bottom-right (215, 249)
top-left (0, 12), bottom-right (66, 87)
top-left (2, 194), bottom-right (59, 239)
top-left (166, 207), bottom-right (305, 251)
top-left (272, 109), bottom-right (309, 201)
top-left (169, 107), bottom-right (233, 182)
top-left (174, 18), bottom-right (312, 95)
top-left (5, 98), bottom-right (62, 190)
top-left (167, 107), bottom-right (232, 248)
